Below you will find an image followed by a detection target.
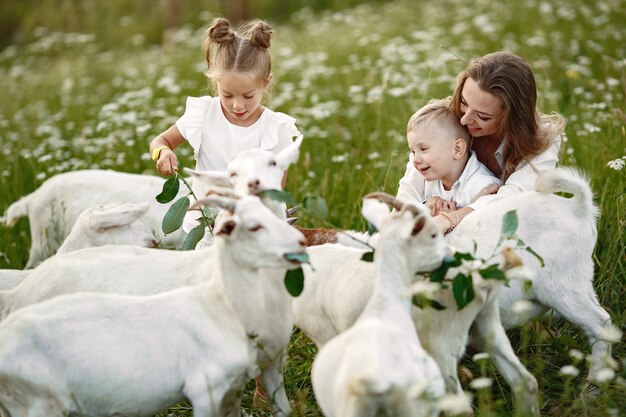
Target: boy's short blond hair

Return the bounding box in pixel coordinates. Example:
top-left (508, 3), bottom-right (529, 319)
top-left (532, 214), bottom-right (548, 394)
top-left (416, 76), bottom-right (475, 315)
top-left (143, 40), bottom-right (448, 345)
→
top-left (407, 98), bottom-right (470, 145)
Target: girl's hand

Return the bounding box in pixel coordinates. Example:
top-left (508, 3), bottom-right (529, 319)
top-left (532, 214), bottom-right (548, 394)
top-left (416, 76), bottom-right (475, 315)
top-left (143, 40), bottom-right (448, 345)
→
top-left (156, 149), bottom-right (178, 176)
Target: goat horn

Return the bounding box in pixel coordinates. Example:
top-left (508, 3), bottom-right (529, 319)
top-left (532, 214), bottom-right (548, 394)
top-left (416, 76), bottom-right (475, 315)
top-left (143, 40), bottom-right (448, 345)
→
top-left (205, 187), bottom-right (242, 200)
top-left (363, 192), bottom-right (404, 212)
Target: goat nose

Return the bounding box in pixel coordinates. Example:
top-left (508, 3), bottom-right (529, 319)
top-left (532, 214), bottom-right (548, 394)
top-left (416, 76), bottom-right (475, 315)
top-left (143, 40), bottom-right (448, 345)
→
top-left (248, 179), bottom-right (260, 190)
top-left (299, 239), bottom-right (307, 247)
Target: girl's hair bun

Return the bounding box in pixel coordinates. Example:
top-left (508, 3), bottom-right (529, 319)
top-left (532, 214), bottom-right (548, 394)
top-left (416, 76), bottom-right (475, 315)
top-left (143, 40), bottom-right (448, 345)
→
top-left (245, 20), bottom-right (273, 50)
top-left (208, 17), bottom-right (235, 44)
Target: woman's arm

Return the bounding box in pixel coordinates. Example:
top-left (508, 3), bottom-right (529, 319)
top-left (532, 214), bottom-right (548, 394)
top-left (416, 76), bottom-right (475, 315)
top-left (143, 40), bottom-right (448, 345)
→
top-left (150, 125), bottom-right (187, 176)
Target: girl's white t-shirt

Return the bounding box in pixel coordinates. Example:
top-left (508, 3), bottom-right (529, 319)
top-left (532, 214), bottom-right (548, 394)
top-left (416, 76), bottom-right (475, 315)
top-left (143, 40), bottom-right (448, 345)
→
top-left (175, 95), bottom-right (300, 232)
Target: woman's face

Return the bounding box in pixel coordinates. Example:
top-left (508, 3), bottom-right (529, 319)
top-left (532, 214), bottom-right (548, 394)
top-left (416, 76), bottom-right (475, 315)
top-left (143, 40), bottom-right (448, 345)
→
top-left (459, 77), bottom-right (504, 139)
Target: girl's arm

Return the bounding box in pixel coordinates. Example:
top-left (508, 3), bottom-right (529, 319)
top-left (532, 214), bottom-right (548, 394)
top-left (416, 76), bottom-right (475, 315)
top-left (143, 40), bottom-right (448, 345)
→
top-left (150, 125), bottom-right (187, 176)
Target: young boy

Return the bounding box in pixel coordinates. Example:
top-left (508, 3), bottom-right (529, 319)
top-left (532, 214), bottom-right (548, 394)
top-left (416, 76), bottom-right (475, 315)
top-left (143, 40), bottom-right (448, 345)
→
top-left (397, 99), bottom-right (501, 227)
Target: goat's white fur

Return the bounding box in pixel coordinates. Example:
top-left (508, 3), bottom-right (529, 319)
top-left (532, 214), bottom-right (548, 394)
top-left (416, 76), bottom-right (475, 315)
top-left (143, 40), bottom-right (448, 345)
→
top-left (0, 202), bottom-right (155, 290)
top-left (3, 170), bottom-right (187, 267)
top-left (447, 167), bottom-right (610, 383)
top-left (312, 196), bottom-right (446, 417)
top-left (0, 137), bottom-right (305, 416)
top-left (0, 194), bottom-right (306, 417)
top-left (295, 168), bottom-right (598, 414)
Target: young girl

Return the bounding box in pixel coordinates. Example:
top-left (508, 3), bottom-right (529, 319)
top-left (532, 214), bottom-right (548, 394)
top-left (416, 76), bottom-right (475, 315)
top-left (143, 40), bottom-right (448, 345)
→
top-left (398, 51), bottom-right (565, 233)
top-left (149, 17), bottom-right (300, 234)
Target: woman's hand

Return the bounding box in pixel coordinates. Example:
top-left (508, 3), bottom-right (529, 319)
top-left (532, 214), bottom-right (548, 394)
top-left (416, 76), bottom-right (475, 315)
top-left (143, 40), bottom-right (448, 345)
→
top-left (425, 196), bottom-right (457, 216)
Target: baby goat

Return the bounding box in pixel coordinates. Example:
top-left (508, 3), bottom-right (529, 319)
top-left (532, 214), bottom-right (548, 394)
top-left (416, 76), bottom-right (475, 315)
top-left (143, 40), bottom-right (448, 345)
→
top-left (312, 193), bottom-right (446, 417)
top-left (0, 201), bottom-right (156, 290)
top-left (3, 170), bottom-right (187, 267)
top-left (0, 193), bottom-right (306, 417)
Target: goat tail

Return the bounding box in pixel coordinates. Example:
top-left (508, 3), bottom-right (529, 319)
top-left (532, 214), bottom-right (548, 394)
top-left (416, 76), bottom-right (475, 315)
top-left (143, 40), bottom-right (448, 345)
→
top-left (4, 194), bottom-right (32, 227)
top-left (535, 167), bottom-right (598, 220)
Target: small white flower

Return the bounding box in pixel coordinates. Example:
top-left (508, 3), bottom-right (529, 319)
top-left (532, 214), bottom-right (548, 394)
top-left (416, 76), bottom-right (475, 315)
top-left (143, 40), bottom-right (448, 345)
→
top-left (407, 281), bottom-right (442, 297)
top-left (568, 349), bottom-right (584, 362)
top-left (594, 368), bottom-right (615, 384)
top-left (607, 158), bottom-right (625, 171)
top-left (469, 377), bottom-right (493, 390)
top-left (472, 352), bottom-right (491, 362)
top-left (436, 392), bottom-right (473, 415)
top-left (559, 365), bottom-right (579, 377)
top-left (511, 300), bottom-right (535, 315)
top-left (599, 324), bottom-right (622, 343)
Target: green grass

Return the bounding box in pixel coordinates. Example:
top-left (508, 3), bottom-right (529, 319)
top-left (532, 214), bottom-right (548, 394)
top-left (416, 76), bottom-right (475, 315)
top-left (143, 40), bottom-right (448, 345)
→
top-left (1, 0), bottom-right (625, 415)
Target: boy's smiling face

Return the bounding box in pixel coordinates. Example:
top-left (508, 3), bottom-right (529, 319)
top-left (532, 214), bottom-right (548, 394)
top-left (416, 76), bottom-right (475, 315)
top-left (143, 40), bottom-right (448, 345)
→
top-left (408, 122), bottom-right (467, 189)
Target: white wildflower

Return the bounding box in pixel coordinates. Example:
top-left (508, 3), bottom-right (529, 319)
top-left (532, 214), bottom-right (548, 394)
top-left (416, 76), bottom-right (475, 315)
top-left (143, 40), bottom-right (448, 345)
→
top-left (594, 368), bottom-right (615, 384)
top-left (436, 392), bottom-right (473, 415)
top-left (559, 365), bottom-right (579, 377)
top-left (469, 377), bottom-right (492, 390)
top-left (568, 349), bottom-right (584, 362)
top-left (511, 300), bottom-right (535, 315)
top-left (607, 158), bottom-right (625, 171)
top-left (331, 154), bottom-right (348, 163)
top-left (599, 323), bottom-right (622, 343)
top-left (472, 352), bottom-right (491, 362)
top-left (407, 281), bottom-right (441, 297)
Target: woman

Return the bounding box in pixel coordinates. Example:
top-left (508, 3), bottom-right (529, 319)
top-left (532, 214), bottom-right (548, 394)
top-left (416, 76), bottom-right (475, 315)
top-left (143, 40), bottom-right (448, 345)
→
top-left (397, 51), bottom-right (565, 233)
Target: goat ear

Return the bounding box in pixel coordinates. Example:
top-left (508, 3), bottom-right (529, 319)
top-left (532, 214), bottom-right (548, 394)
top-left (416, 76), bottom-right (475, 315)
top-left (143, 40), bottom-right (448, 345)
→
top-left (361, 198), bottom-right (390, 231)
top-left (89, 202), bottom-right (150, 232)
top-left (190, 196), bottom-right (237, 213)
top-left (216, 219), bottom-right (237, 236)
top-left (411, 216), bottom-right (426, 236)
top-left (183, 167), bottom-right (232, 189)
top-left (275, 135), bottom-right (304, 171)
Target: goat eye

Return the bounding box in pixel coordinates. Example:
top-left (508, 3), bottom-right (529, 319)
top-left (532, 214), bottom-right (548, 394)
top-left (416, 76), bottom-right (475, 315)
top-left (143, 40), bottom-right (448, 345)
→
top-left (269, 160), bottom-right (277, 167)
top-left (431, 233), bottom-right (437, 239)
top-left (229, 172), bottom-right (237, 177)
top-left (249, 225), bottom-right (263, 232)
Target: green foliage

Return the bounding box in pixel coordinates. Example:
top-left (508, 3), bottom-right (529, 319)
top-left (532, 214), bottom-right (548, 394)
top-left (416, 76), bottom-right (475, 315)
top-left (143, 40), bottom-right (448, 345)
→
top-left (258, 189), bottom-right (297, 205)
top-left (162, 196), bottom-right (189, 235)
top-left (156, 176), bottom-right (180, 204)
top-left (284, 267), bottom-right (305, 297)
top-left (182, 224), bottom-right (206, 251)
top-left (302, 195), bottom-right (329, 220)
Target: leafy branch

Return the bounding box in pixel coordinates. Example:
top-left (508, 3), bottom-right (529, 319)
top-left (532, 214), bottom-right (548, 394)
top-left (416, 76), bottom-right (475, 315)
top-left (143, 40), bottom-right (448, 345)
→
top-left (155, 174), bottom-right (217, 250)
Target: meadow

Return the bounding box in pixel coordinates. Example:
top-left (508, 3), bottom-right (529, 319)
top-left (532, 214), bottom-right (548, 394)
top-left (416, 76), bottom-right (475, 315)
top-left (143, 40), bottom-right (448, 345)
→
top-left (0, 0), bottom-right (624, 415)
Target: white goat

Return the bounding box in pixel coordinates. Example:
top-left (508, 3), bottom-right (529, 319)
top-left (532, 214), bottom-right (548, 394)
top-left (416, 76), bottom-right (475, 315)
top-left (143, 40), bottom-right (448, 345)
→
top-left (3, 169), bottom-right (188, 267)
top-left (0, 137), bottom-right (305, 416)
top-left (0, 202), bottom-right (156, 290)
top-left (0, 193), bottom-right (306, 417)
top-left (448, 167), bottom-right (611, 383)
top-left (296, 168), bottom-right (610, 388)
top-left (312, 193), bottom-right (446, 417)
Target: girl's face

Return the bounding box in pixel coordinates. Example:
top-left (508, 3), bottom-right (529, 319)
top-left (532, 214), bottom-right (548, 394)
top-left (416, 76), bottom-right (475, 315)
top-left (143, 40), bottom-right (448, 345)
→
top-left (459, 77), bottom-right (504, 139)
top-left (216, 72), bottom-right (269, 127)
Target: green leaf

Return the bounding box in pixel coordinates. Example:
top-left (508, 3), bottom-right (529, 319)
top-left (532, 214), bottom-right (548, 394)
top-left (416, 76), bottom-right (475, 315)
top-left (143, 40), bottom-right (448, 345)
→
top-left (429, 255), bottom-right (459, 282)
top-left (367, 222), bottom-right (377, 236)
top-left (523, 279), bottom-right (533, 294)
top-left (361, 251), bottom-right (374, 262)
top-left (284, 252), bottom-right (310, 264)
top-left (479, 264), bottom-right (507, 281)
top-left (284, 267), bottom-right (305, 297)
top-left (182, 224), bottom-right (206, 250)
top-left (412, 294), bottom-right (446, 310)
top-left (162, 196), bottom-right (190, 234)
top-left (452, 273), bottom-right (475, 310)
top-left (156, 176), bottom-right (180, 204)
top-left (303, 195), bottom-right (329, 220)
top-left (453, 251), bottom-right (475, 261)
top-left (259, 189), bottom-right (296, 205)
top-left (501, 210), bottom-right (519, 239)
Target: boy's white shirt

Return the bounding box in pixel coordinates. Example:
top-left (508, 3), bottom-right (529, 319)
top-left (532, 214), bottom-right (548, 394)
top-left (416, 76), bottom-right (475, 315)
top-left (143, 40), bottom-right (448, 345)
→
top-left (397, 151), bottom-right (502, 208)
top-left (397, 134), bottom-right (562, 211)
top-left (176, 95), bottom-right (300, 232)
